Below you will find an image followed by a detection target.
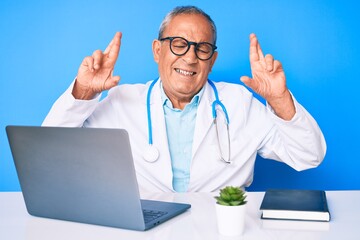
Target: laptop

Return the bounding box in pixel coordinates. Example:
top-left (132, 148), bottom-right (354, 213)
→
top-left (6, 126), bottom-right (191, 231)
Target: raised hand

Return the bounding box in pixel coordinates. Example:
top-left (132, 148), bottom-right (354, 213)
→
top-left (72, 32), bottom-right (122, 100)
top-left (240, 33), bottom-right (295, 120)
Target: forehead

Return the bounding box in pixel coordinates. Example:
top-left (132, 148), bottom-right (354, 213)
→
top-left (163, 14), bottom-right (214, 42)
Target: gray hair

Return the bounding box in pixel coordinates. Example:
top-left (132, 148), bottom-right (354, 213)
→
top-left (158, 6), bottom-right (217, 45)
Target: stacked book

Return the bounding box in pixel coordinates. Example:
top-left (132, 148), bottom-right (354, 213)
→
top-left (260, 189), bottom-right (331, 222)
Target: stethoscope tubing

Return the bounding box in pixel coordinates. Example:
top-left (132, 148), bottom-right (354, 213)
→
top-left (143, 79), bottom-right (231, 163)
top-left (146, 78), bottom-right (159, 145)
top-left (208, 79), bottom-right (230, 124)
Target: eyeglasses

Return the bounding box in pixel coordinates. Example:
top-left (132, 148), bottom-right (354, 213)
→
top-left (159, 36), bottom-right (217, 61)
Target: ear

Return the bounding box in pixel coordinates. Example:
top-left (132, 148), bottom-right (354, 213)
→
top-left (152, 39), bottom-right (161, 63)
top-left (209, 51), bottom-right (218, 72)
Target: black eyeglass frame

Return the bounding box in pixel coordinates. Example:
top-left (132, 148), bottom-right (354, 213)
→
top-left (159, 36), bottom-right (217, 61)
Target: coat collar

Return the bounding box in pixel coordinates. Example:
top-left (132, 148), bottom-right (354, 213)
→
top-left (142, 78), bottom-right (220, 104)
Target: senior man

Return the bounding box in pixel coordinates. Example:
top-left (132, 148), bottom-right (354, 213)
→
top-left (43, 6), bottom-right (326, 193)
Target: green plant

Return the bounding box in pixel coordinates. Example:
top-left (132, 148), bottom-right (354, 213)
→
top-left (215, 186), bottom-right (247, 206)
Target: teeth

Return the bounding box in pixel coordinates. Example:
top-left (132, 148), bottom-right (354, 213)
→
top-left (175, 68), bottom-right (195, 76)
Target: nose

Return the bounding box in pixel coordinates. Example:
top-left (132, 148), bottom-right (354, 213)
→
top-left (182, 44), bottom-right (198, 64)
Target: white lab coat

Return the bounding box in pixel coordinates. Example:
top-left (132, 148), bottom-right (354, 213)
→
top-left (43, 80), bottom-right (326, 194)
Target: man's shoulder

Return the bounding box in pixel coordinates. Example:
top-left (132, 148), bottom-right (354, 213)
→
top-left (212, 81), bottom-right (252, 97)
top-left (212, 81), bottom-right (266, 111)
top-left (107, 81), bottom-right (152, 98)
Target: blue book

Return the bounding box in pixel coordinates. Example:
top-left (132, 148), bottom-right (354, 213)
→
top-left (260, 189), bottom-right (330, 222)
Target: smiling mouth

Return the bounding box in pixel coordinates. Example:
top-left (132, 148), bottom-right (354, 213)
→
top-left (175, 68), bottom-right (196, 76)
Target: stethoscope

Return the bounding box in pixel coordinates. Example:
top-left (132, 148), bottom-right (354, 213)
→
top-left (142, 79), bottom-right (232, 164)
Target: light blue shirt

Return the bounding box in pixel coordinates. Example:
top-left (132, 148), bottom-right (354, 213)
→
top-left (161, 83), bottom-right (204, 192)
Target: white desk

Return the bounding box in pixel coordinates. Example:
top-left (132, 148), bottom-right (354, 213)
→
top-left (1, 191), bottom-right (359, 240)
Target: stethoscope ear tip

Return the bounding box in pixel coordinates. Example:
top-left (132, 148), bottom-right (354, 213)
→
top-left (220, 158), bottom-right (232, 164)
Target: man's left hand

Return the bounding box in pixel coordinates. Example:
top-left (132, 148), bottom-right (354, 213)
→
top-left (240, 33), bottom-right (295, 120)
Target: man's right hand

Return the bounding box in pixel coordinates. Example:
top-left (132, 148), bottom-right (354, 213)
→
top-left (72, 32), bottom-right (122, 100)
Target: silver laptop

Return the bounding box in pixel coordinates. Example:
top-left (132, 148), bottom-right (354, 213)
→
top-left (6, 126), bottom-right (191, 231)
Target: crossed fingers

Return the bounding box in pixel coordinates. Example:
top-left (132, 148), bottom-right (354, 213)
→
top-left (249, 33), bottom-right (280, 73)
top-left (84, 32), bottom-right (122, 73)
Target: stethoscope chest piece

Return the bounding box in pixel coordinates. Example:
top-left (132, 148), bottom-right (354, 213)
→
top-left (143, 145), bottom-right (160, 163)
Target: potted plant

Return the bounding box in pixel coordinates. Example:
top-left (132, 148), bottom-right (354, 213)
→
top-left (214, 186), bottom-right (247, 236)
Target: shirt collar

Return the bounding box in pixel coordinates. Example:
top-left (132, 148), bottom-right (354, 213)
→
top-left (160, 80), bottom-right (204, 110)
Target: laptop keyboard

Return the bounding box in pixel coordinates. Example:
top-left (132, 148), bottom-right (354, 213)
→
top-left (143, 209), bottom-right (168, 223)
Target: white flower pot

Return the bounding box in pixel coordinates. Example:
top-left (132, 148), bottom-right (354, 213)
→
top-left (215, 203), bottom-right (246, 236)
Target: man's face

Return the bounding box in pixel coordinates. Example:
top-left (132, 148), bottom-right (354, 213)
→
top-left (152, 14), bottom-right (218, 108)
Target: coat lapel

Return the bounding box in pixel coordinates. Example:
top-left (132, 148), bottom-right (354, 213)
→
top-left (192, 82), bottom-right (216, 159)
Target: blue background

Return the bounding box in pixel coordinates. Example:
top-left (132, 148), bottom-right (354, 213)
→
top-left (1, 0), bottom-right (359, 191)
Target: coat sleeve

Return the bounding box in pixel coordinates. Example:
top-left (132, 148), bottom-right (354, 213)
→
top-left (42, 81), bottom-right (101, 127)
top-left (258, 93), bottom-right (327, 171)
